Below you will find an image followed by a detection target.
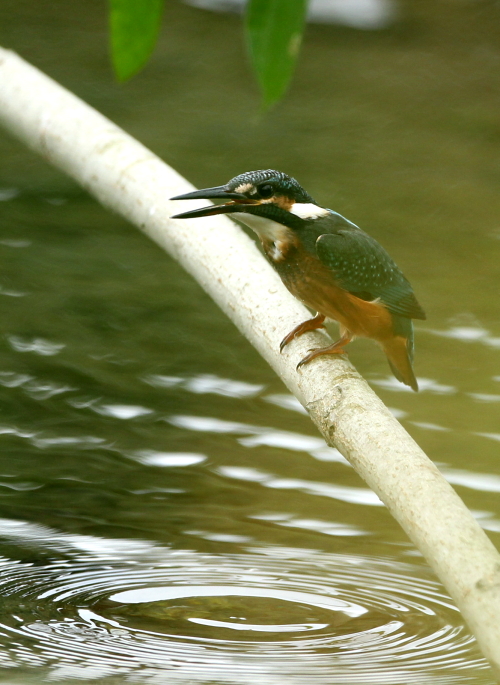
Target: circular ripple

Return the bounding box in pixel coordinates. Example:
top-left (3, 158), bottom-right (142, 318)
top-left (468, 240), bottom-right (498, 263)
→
top-left (0, 548), bottom-right (491, 684)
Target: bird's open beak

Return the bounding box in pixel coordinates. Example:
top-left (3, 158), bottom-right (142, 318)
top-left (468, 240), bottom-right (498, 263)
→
top-left (170, 185), bottom-right (258, 219)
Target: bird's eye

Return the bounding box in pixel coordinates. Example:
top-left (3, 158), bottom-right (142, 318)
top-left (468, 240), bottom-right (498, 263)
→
top-left (257, 184), bottom-right (274, 199)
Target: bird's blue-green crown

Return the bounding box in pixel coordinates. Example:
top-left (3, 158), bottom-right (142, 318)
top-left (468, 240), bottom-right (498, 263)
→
top-left (226, 170), bottom-right (316, 204)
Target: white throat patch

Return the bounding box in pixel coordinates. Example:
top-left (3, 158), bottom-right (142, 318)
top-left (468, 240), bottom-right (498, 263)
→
top-left (232, 212), bottom-right (292, 243)
top-left (232, 212), bottom-right (294, 264)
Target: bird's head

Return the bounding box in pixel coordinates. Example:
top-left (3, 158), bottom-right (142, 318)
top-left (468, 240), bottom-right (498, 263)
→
top-left (170, 170), bottom-right (329, 232)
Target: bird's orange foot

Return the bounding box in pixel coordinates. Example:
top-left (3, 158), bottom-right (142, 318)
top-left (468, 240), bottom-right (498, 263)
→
top-left (280, 313), bottom-right (326, 353)
top-left (296, 335), bottom-right (352, 370)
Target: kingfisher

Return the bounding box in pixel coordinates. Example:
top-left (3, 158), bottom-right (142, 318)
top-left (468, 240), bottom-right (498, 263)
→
top-left (171, 170), bottom-right (426, 391)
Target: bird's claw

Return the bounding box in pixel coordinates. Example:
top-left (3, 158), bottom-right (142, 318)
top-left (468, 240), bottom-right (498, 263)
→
top-left (279, 338), bottom-right (291, 354)
top-left (280, 316), bottom-right (326, 354)
top-left (296, 351), bottom-right (317, 371)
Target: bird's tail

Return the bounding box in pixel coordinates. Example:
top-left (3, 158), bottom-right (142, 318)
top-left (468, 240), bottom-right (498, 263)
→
top-left (383, 317), bottom-right (418, 392)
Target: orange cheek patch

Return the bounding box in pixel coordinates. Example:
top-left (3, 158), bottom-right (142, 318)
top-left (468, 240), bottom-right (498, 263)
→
top-left (271, 195), bottom-right (294, 211)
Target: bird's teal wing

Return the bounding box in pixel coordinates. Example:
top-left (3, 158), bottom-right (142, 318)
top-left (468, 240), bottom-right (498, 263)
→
top-left (315, 229), bottom-right (426, 320)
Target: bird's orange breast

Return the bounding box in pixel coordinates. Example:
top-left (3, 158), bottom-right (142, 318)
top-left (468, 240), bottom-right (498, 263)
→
top-left (272, 241), bottom-right (395, 342)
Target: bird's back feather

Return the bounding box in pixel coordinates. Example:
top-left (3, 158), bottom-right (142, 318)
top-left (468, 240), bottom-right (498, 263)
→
top-left (304, 213), bottom-right (425, 321)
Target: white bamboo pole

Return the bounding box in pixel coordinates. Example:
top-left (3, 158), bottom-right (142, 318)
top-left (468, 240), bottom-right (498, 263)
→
top-left (0, 47), bottom-right (499, 677)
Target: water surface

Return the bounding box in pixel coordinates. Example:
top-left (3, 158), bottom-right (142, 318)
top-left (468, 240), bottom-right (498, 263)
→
top-left (0, 1), bottom-right (499, 683)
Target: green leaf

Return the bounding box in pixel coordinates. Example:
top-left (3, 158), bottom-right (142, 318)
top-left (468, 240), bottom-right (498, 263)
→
top-left (246, 0), bottom-right (308, 108)
top-left (109, 0), bottom-right (164, 82)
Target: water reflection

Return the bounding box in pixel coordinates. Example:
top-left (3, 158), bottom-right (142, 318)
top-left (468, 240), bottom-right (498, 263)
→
top-left (130, 451), bottom-right (207, 467)
top-left (263, 394), bottom-right (308, 415)
top-left (0, 519), bottom-right (489, 684)
top-left (167, 414), bottom-right (349, 463)
top-left (217, 466), bottom-right (383, 506)
top-left (428, 326), bottom-right (500, 350)
top-left (410, 421), bottom-right (450, 432)
top-left (145, 373), bottom-right (264, 398)
top-left (469, 393), bottom-right (500, 403)
top-left (7, 336), bottom-right (65, 356)
top-left (0, 188), bottom-right (20, 202)
top-left (185, 0), bottom-right (398, 30)
top-left (371, 376), bottom-right (457, 394)
top-left (94, 403), bottom-right (154, 419)
top-left (252, 513), bottom-right (366, 538)
top-left (476, 433), bottom-right (500, 444)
